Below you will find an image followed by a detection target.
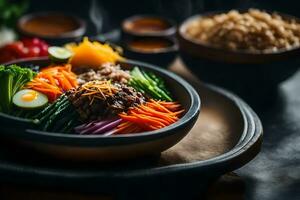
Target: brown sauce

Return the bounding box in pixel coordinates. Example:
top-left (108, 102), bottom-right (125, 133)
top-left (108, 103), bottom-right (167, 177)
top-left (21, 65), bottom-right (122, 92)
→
top-left (21, 14), bottom-right (79, 37)
top-left (128, 38), bottom-right (172, 52)
top-left (125, 18), bottom-right (171, 33)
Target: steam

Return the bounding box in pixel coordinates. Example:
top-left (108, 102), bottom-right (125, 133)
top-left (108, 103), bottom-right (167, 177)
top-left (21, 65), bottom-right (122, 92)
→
top-left (89, 0), bottom-right (103, 34)
top-left (157, 0), bottom-right (204, 22)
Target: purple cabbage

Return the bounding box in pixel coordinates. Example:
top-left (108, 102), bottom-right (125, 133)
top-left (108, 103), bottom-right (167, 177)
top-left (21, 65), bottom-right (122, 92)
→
top-left (75, 118), bottom-right (122, 135)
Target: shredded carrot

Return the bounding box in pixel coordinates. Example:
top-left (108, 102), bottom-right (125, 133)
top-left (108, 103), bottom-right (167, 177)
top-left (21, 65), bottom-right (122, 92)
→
top-left (115, 100), bottom-right (184, 134)
top-left (75, 80), bottom-right (119, 104)
top-left (25, 64), bottom-right (78, 102)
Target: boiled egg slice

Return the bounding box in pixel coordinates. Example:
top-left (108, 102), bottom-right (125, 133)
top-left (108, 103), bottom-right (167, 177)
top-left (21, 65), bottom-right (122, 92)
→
top-left (13, 89), bottom-right (48, 109)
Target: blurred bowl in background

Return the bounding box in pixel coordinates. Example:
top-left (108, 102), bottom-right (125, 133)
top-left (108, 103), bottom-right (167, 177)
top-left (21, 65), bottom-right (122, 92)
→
top-left (17, 12), bottom-right (86, 45)
top-left (123, 36), bottom-right (178, 68)
top-left (178, 11), bottom-right (300, 105)
top-left (121, 15), bottom-right (176, 39)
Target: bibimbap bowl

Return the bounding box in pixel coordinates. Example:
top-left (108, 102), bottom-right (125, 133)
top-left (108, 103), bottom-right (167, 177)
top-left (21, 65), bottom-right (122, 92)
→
top-left (0, 58), bottom-right (200, 161)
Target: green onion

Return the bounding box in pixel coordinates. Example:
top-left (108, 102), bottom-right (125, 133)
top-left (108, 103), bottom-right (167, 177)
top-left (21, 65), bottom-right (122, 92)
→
top-left (129, 67), bottom-right (173, 101)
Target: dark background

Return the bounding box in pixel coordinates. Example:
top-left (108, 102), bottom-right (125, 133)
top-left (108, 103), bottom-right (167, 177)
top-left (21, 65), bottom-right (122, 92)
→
top-left (21, 0), bottom-right (300, 35)
top-left (8, 0), bottom-right (300, 199)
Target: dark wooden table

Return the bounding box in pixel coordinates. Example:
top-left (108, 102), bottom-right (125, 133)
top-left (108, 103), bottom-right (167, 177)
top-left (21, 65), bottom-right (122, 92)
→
top-left (237, 70), bottom-right (300, 200)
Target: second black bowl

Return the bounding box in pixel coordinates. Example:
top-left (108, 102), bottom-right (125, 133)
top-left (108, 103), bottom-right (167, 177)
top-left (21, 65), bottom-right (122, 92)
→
top-left (178, 11), bottom-right (300, 105)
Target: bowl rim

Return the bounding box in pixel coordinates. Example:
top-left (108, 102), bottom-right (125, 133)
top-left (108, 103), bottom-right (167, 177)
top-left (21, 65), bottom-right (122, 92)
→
top-left (179, 9), bottom-right (300, 55)
top-left (2, 58), bottom-right (200, 147)
top-left (122, 14), bottom-right (177, 37)
top-left (124, 36), bottom-right (179, 54)
top-left (17, 11), bottom-right (86, 39)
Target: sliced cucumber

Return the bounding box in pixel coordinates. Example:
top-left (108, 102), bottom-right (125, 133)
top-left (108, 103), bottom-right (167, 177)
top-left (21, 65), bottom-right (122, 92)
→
top-left (48, 46), bottom-right (73, 63)
top-left (13, 89), bottom-right (48, 109)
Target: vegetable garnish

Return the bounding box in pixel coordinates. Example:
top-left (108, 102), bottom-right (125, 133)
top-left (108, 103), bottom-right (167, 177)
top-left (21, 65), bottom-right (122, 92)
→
top-left (116, 100), bottom-right (184, 134)
top-left (0, 65), bottom-right (36, 113)
top-left (129, 67), bottom-right (173, 101)
top-left (65, 37), bottom-right (124, 68)
top-left (25, 64), bottom-right (78, 102)
top-left (75, 80), bottom-right (119, 102)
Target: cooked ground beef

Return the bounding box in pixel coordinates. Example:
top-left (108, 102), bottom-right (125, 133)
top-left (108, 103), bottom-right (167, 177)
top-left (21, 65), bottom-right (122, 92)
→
top-left (67, 82), bottom-right (146, 122)
top-left (77, 63), bottom-right (131, 85)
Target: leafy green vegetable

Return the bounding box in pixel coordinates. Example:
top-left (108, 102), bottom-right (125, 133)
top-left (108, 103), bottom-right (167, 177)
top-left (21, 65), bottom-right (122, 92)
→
top-left (129, 67), bottom-right (173, 101)
top-left (0, 65), bottom-right (36, 113)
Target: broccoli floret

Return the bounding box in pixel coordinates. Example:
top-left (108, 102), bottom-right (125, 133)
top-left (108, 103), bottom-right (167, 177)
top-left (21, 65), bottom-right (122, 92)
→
top-left (0, 65), bottom-right (36, 113)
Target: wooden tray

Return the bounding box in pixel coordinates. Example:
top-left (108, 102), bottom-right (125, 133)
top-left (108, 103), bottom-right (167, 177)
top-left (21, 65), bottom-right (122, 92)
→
top-left (0, 61), bottom-right (262, 199)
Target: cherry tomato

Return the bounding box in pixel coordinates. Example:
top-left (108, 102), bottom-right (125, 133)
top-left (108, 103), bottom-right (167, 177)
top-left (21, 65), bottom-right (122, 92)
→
top-left (24, 46), bottom-right (40, 58)
top-left (22, 38), bottom-right (49, 56)
top-left (39, 44), bottom-right (49, 56)
top-left (0, 38), bottom-right (49, 63)
top-left (6, 42), bottom-right (26, 57)
top-left (22, 38), bottom-right (42, 47)
top-left (0, 49), bottom-right (17, 63)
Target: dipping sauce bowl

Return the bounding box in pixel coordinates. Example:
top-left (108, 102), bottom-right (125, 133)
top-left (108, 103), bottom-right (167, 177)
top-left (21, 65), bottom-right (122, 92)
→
top-left (124, 36), bottom-right (178, 67)
top-left (122, 15), bottom-right (176, 38)
top-left (17, 12), bottom-right (86, 45)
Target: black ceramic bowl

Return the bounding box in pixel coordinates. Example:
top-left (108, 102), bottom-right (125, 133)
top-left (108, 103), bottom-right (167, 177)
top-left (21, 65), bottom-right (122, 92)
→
top-left (178, 11), bottom-right (300, 104)
top-left (1, 58), bottom-right (200, 162)
top-left (17, 12), bottom-right (86, 45)
top-left (0, 81), bottom-right (262, 199)
top-left (123, 36), bottom-right (178, 68)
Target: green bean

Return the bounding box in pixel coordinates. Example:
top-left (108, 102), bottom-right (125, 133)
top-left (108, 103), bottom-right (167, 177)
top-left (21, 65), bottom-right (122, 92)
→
top-left (39, 97), bottom-right (69, 123)
top-left (52, 110), bottom-right (77, 132)
top-left (61, 118), bottom-right (77, 134)
top-left (42, 102), bottom-right (71, 131)
top-left (34, 94), bottom-right (68, 119)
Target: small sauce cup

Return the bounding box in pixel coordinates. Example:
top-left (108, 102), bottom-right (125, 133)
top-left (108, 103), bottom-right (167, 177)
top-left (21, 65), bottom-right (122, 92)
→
top-left (122, 15), bottom-right (176, 38)
top-left (17, 12), bottom-right (86, 45)
top-left (124, 36), bottom-right (178, 68)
